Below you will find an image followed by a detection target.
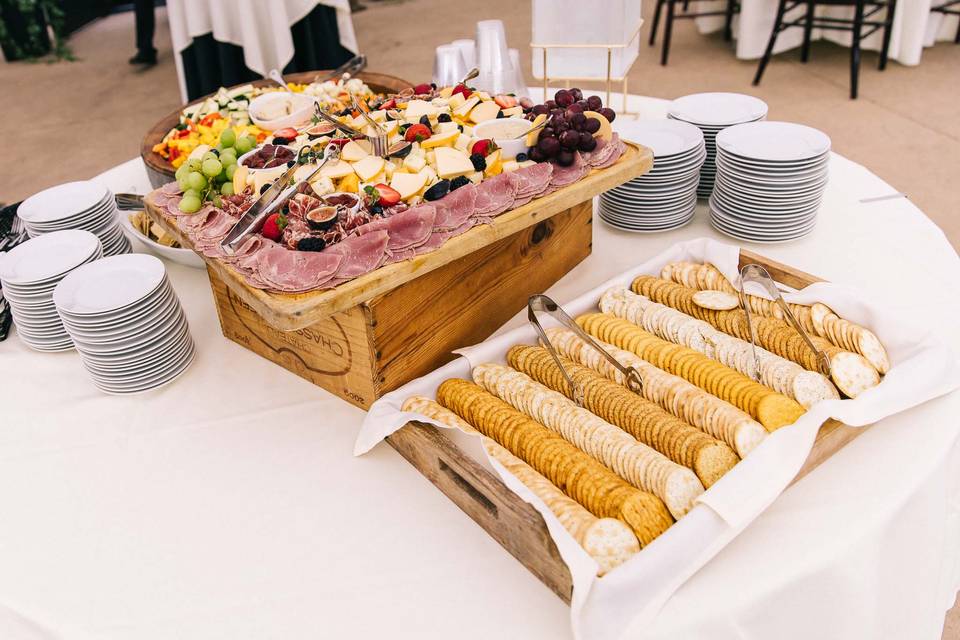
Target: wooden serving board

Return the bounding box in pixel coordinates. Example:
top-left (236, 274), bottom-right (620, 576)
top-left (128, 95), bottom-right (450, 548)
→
top-left (144, 142), bottom-right (653, 331)
top-left (140, 71), bottom-right (414, 188)
top-left (384, 249), bottom-right (869, 603)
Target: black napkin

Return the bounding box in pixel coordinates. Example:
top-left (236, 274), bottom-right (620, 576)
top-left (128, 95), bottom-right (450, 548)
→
top-left (0, 202), bottom-right (28, 341)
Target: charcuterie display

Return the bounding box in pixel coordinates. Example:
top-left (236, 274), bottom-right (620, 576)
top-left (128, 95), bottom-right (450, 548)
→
top-left (146, 86), bottom-right (627, 294)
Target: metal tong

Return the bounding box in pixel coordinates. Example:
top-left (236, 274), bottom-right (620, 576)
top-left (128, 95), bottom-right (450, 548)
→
top-left (527, 294), bottom-right (643, 407)
top-left (313, 54), bottom-right (367, 85)
top-left (738, 263), bottom-right (831, 379)
top-left (350, 93), bottom-right (389, 156)
top-left (219, 144), bottom-right (341, 254)
top-left (313, 103), bottom-right (365, 138)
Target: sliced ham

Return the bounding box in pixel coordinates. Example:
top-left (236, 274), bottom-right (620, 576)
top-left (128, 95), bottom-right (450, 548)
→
top-left (593, 138), bottom-right (626, 169)
top-left (255, 241), bottom-right (342, 292)
top-left (324, 229), bottom-right (389, 279)
top-left (164, 197), bottom-right (187, 217)
top-left (177, 205), bottom-right (219, 235)
top-left (160, 181), bottom-right (183, 195)
top-left (549, 153), bottom-right (588, 189)
top-left (514, 162), bottom-right (554, 198)
top-left (472, 172), bottom-right (519, 217)
top-left (433, 184), bottom-right (479, 231)
top-left (585, 133), bottom-right (622, 168)
top-left (224, 236), bottom-right (264, 276)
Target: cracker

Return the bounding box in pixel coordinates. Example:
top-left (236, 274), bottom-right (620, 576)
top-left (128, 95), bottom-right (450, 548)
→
top-left (693, 290), bottom-right (740, 311)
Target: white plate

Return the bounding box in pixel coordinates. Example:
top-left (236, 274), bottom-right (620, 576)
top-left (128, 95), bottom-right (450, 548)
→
top-left (90, 348), bottom-right (196, 395)
top-left (0, 230), bottom-right (101, 285)
top-left (18, 182), bottom-right (110, 224)
top-left (668, 93), bottom-right (769, 127)
top-left (601, 210), bottom-right (696, 233)
top-left (54, 254), bottom-right (166, 316)
top-left (717, 121), bottom-right (831, 162)
top-left (613, 119), bottom-right (705, 158)
top-left (59, 285), bottom-right (174, 327)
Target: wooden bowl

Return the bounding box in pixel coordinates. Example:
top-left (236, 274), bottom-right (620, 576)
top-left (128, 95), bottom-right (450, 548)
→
top-left (140, 71), bottom-right (414, 189)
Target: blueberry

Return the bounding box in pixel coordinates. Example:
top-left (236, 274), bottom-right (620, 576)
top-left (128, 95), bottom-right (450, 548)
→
top-left (516, 153), bottom-right (528, 162)
top-left (438, 113), bottom-right (452, 123)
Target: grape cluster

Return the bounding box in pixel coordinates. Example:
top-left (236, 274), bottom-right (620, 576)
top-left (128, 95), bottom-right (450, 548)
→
top-left (524, 88), bottom-right (616, 167)
top-left (174, 128), bottom-right (256, 213)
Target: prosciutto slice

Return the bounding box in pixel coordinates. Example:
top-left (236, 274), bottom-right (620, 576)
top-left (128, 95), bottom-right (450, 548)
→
top-left (255, 241), bottom-right (342, 292)
top-left (472, 172), bottom-right (519, 217)
top-left (324, 229), bottom-right (389, 279)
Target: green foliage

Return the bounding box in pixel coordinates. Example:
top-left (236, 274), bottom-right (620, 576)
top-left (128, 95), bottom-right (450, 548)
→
top-left (0, 0), bottom-right (75, 62)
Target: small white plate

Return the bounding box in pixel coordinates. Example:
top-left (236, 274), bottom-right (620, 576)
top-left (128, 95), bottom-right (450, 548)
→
top-left (0, 230), bottom-right (101, 285)
top-left (614, 119), bottom-right (705, 158)
top-left (668, 93), bottom-right (769, 127)
top-left (53, 254), bottom-right (166, 316)
top-left (18, 182), bottom-right (110, 224)
top-left (717, 121), bottom-right (831, 162)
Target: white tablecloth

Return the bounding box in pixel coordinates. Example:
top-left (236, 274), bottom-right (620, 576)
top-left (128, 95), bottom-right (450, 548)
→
top-left (165, 0), bottom-right (359, 102)
top-left (1, 93), bottom-right (958, 640)
top-left (695, 0), bottom-right (959, 65)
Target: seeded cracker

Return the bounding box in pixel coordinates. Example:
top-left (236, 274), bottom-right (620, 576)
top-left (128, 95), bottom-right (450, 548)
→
top-left (693, 290), bottom-right (740, 311)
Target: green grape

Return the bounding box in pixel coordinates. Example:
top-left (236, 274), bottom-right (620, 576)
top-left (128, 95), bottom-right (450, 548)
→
top-left (220, 152), bottom-right (237, 167)
top-left (235, 136), bottom-right (254, 154)
top-left (225, 163), bottom-right (237, 180)
top-left (201, 158), bottom-right (223, 177)
top-left (178, 195), bottom-right (202, 214)
top-left (214, 171), bottom-right (228, 184)
top-left (219, 128), bottom-right (237, 148)
top-left (186, 171), bottom-right (207, 191)
top-left (175, 164), bottom-right (188, 181)
top-left (177, 177), bottom-right (190, 192)
top-left (220, 146), bottom-right (237, 158)
top-left (215, 144), bottom-right (224, 153)
top-left (220, 182), bottom-right (235, 196)
top-left (183, 188), bottom-right (201, 200)
top-left (202, 151), bottom-right (218, 163)
top-left (188, 158), bottom-right (202, 172)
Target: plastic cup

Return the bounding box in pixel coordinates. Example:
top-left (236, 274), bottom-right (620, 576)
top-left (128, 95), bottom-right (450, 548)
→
top-left (433, 44), bottom-right (468, 88)
top-left (475, 20), bottom-right (511, 73)
top-left (451, 39), bottom-right (476, 71)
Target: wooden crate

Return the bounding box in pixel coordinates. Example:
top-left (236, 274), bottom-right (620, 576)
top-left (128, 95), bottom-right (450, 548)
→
top-left (384, 249), bottom-right (871, 602)
top-left (144, 142), bottom-right (653, 407)
top-left (207, 201), bottom-right (593, 408)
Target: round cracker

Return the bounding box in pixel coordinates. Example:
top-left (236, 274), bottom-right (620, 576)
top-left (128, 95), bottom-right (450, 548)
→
top-left (791, 370), bottom-right (841, 408)
top-left (581, 517), bottom-right (641, 575)
top-left (830, 351), bottom-right (881, 398)
top-left (693, 289), bottom-right (740, 311)
top-left (856, 328), bottom-right (890, 374)
top-left (810, 303), bottom-right (832, 337)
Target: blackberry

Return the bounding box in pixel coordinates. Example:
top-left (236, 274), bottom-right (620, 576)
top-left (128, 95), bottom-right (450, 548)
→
top-left (496, 110), bottom-right (506, 118)
top-left (296, 237), bottom-right (327, 252)
top-left (370, 204), bottom-right (384, 216)
top-left (272, 136), bottom-right (291, 145)
top-left (470, 153), bottom-right (487, 172)
top-left (437, 113), bottom-right (452, 123)
top-left (449, 176), bottom-right (470, 191)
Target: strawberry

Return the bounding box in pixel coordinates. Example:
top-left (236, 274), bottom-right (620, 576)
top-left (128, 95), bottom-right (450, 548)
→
top-left (272, 127), bottom-right (299, 140)
top-left (328, 138), bottom-right (352, 147)
top-left (261, 213), bottom-right (286, 242)
top-left (413, 83), bottom-right (433, 95)
top-left (404, 123), bottom-right (432, 143)
top-left (373, 183), bottom-right (401, 206)
top-left (451, 84), bottom-right (472, 99)
top-left (494, 95), bottom-right (518, 109)
top-left (471, 139), bottom-right (498, 157)
top-left (378, 98), bottom-right (396, 111)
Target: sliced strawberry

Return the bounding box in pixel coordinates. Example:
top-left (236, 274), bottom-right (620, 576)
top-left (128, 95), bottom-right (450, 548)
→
top-left (494, 95), bottom-right (518, 109)
top-left (378, 98), bottom-right (396, 111)
top-left (373, 183), bottom-right (401, 206)
top-left (261, 213), bottom-right (286, 241)
top-left (329, 138), bottom-right (351, 147)
top-left (451, 84), bottom-right (472, 99)
top-left (471, 139), bottom-right (498, 157)
top-left (413, 83), bottom-right (432, 95)
top-left (404, 123), bottom-right (432, 143)
top-left (272, 127), bottom-right (299, 140)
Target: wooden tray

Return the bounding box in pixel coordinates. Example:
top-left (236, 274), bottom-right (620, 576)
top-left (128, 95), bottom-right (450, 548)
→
top-left (384, 249), bottom-right (869, 602)
top-left (140, 71), bottom-right (414, 189)
top-left (144, 142), bottom-right (652, 331)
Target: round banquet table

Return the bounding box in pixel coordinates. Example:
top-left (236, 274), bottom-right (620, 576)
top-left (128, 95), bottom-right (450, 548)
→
top-left (1, 93), bottom-right (959, 640)
top-left (694, 0), bottom-right (959, 66)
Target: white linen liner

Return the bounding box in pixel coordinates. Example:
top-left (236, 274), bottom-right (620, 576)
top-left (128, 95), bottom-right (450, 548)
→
top-left (355, 237), bottom-right (960, 640)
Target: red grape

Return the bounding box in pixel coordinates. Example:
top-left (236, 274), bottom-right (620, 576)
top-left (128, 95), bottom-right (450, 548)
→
top-left (578, 132), bottom-right (597, 151)
top-left (559, 129), bottom-right (580, 150)
top-left (576, 100), bottom-right (589, 111)
top-left (554, 89), bottom-right (574, 108)
top-left (599, 107), bottom-right (616, 123)
top-left (556, 150), bottom-right (575, 167)
top-left (570, 112), bottom-right (587, 128)
top-left (531, 104), bottom-right (549, 115)
top-left (564, 104), bottom-right (583, 118)
top-left (542, 127), bottom-right (555, 138)
top-left (586, 95), bottom-right (603, 111)
top-left (545, 100), bottom-right (557, 110)
top-left (538, 135), bottom-right (561, 157)
top-left (583, 118), bottom-right (601, 134)
top-left (528, 147), bottom-right (546, 162)
top-left (571, 88), bottom-right (583, 101)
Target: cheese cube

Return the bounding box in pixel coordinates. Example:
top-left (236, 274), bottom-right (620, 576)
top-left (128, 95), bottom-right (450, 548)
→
top-left (352, 155), bottom-right (386, 182)
top-left (404, 100), bottom-right (437, 120)
top-left (502, 160), bottom-right (520, 173)
top-left (340, 140), bottom-right (370, 162)
top-left (452, 96), bottom-right (480, 118)
top-left (390, 171), bottom-right (429, 200)
top-left (403, 153), bottom-right (426, 172)
top-left (447, 93), bottom-right (466, 109)
top-left (435, 147), bottom-right (477, 179)
top-left (502, 106), bottom-right (523, 118)
top-left (469, 101), bottom-right (501, 124)
top-left (318, 160), bottom-right (356, 180)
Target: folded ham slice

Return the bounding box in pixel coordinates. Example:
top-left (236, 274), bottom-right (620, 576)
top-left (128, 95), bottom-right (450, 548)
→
top-left (473, 172), bottom-right (519, 218)
top-left (514, 162), bottom-right (554, 199)
top-left (433, 185), bottom-right (479, 231)
top-left (255, 240), bottom-right (343, 292)
top-left (353, 205), bottom-right (437, 253)
top-left (161, 181), bottom-right (183, 196)
top-left (549, 152), bottom-right (589, 189)
top-left (324, 229), bottom-right (390, 279)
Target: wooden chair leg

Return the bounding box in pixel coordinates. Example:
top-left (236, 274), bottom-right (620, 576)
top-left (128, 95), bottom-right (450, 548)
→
top-left (801, 0), bottom-right (815, 62)
top-left (850, 0), bottom-right (865, 98)
top-left (662, 0), bottom-right (676, 65)
top-left (754, 0), bottom-right (788, 85)
top-left (650, 0), bottom-right (665, 46)
top-left (724, 0), bottom-right (737, 41)
top-left (879, 0), bottom-right (897, 69)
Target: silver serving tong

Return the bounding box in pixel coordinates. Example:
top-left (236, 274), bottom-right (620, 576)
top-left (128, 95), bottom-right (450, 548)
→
top-left (738, 264), bottom-right (831, 379)
top-left (115, 193), bottom-right (144, 211)
top-left (314, 54), bottom-right (367, 85)
top-left (351, 93), bottom-right (389, 156)
top-left (313, 103), bottom-right (365, 138)
top-left (527, 294), bottom-right (643, 407)
top-left (459, 67), bottom-right (479, 86)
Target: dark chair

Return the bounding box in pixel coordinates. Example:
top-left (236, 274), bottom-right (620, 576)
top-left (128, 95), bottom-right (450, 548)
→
top-left (752, 0), bottom-right (898, 99)
top-left (649, 0), bottom-right (740, 65)
top-left (931, 0), bottom-right (960, 43)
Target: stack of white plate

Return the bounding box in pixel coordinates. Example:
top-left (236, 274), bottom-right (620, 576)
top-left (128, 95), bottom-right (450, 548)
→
top-left (599, 119), bottom-right (706, 233)
top-left (53, 254), bottom-right (195, 394)
top-left (0, 230), bottom-right (102, 352)
top-left (709, 121), bottom-right (831, 243)
top-left (667, 93), bottom-right (769, 199)
top-left (18, 181), bottom-right (132, 256)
